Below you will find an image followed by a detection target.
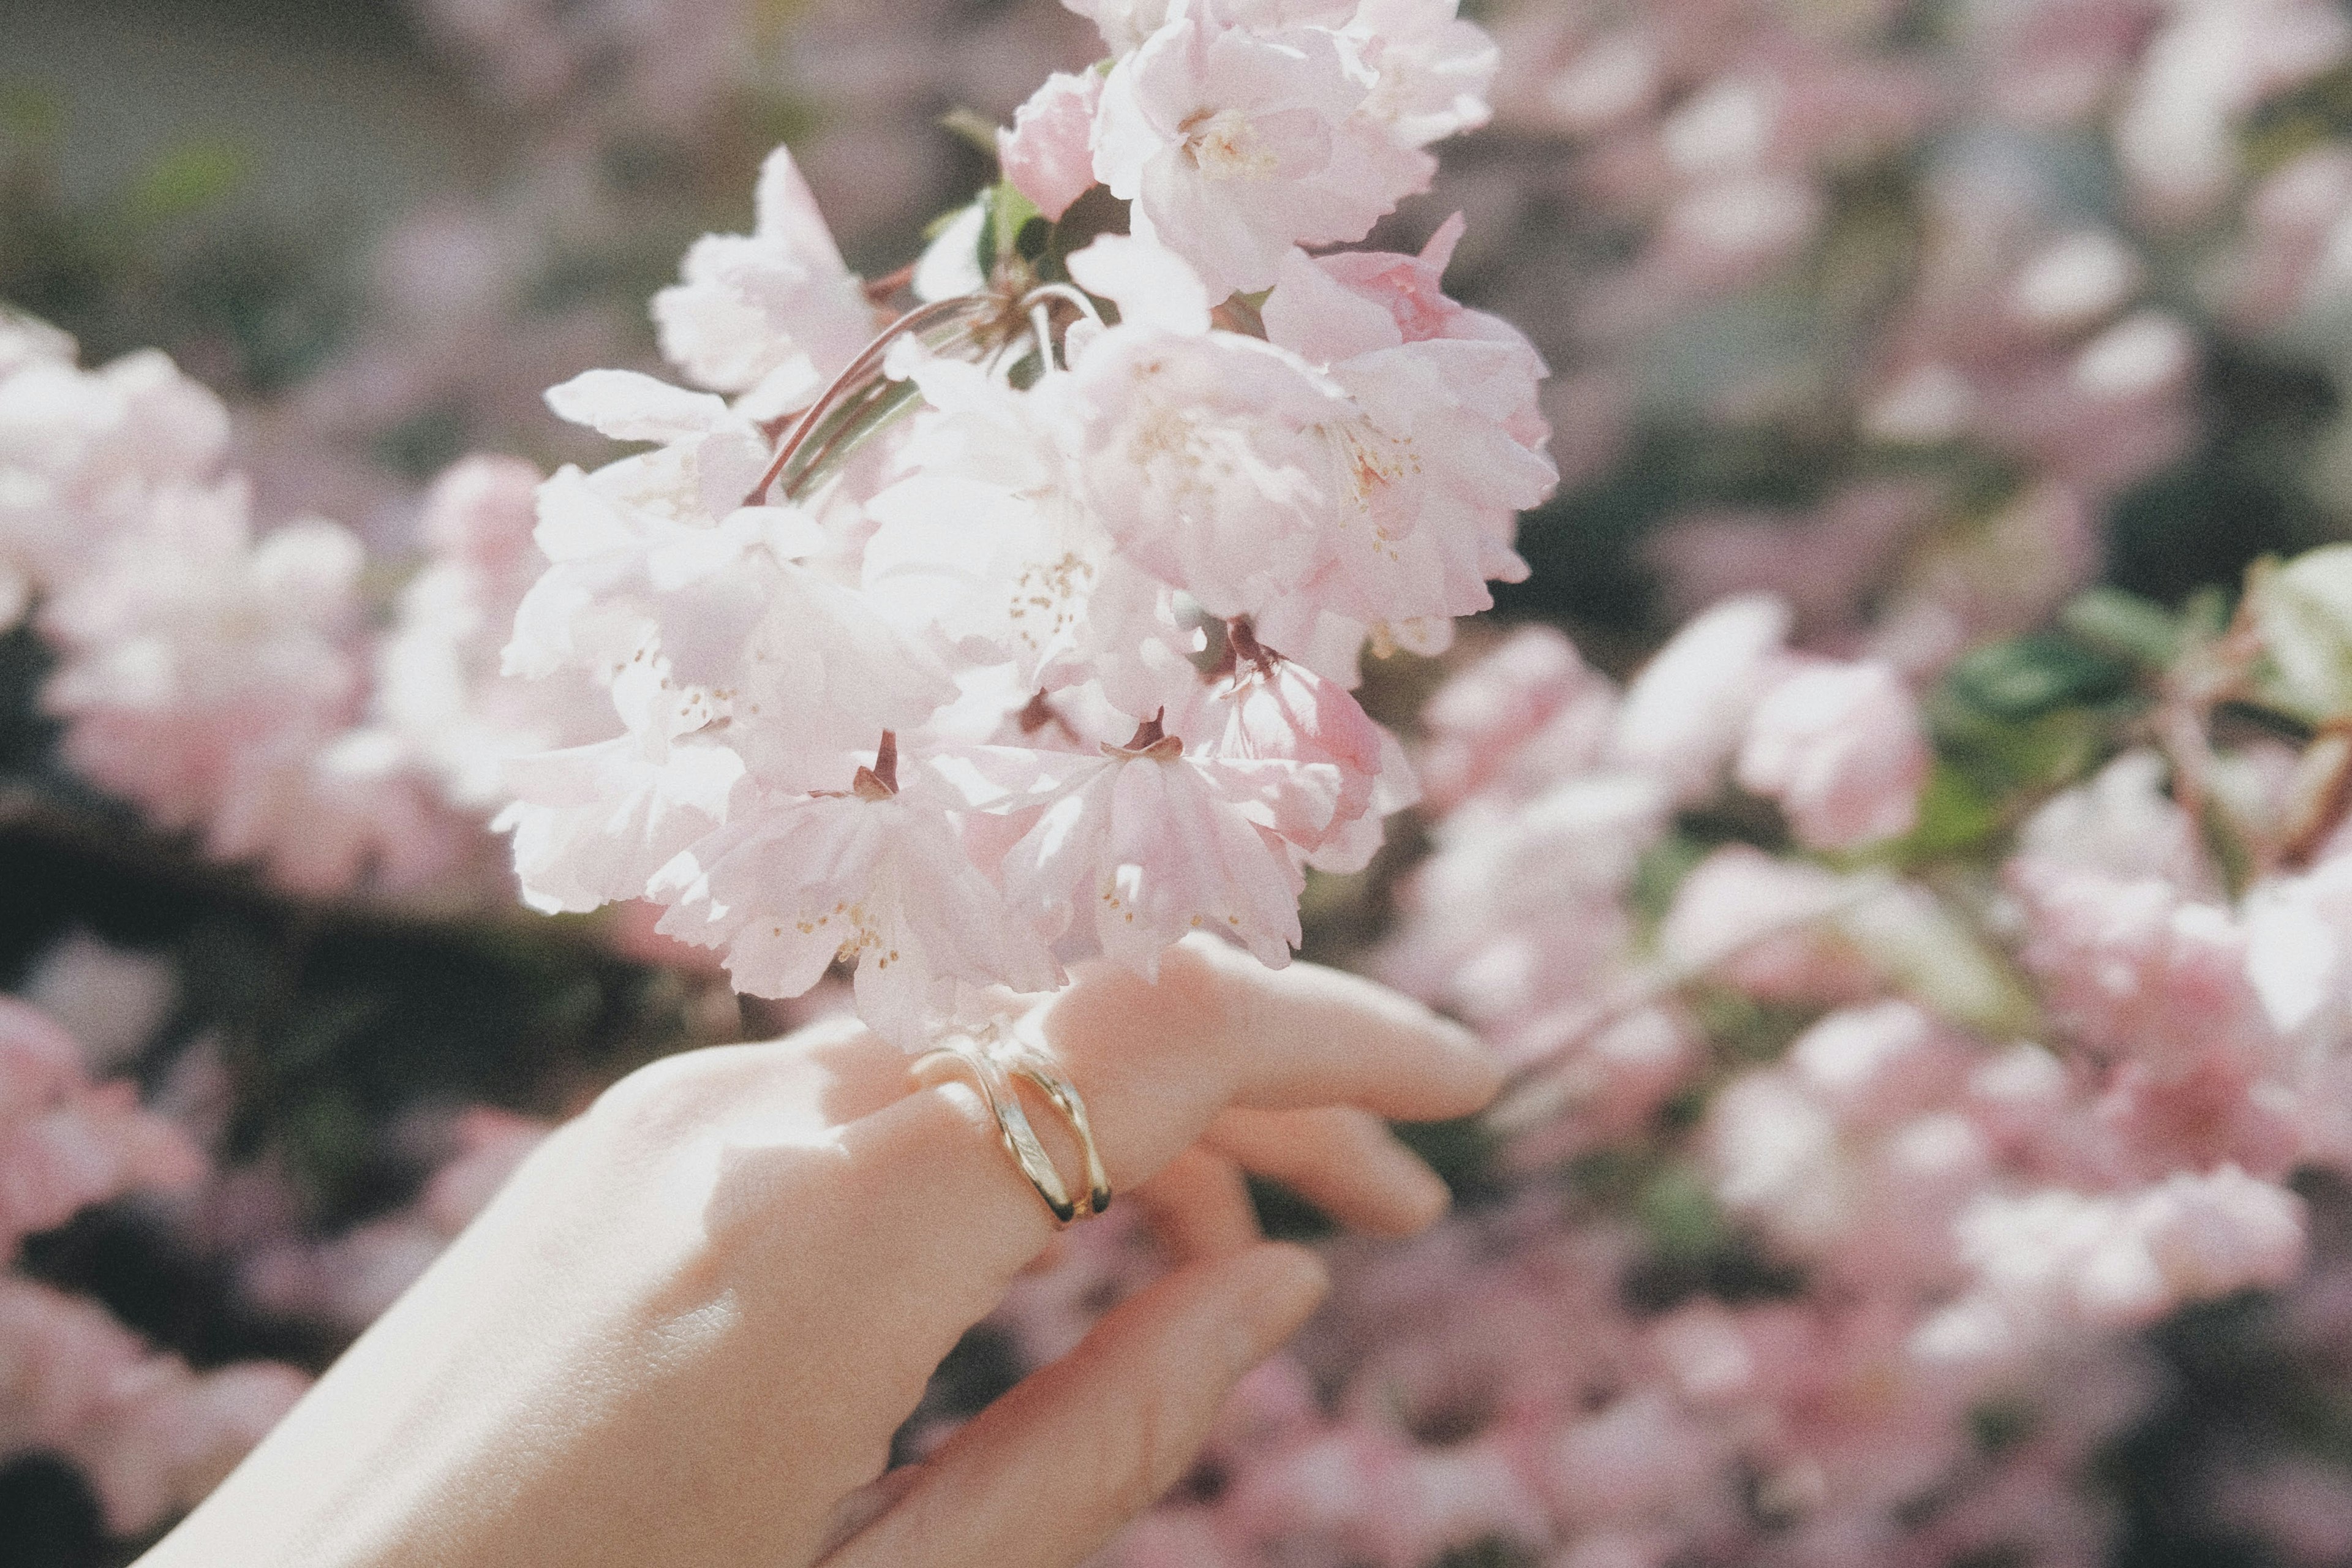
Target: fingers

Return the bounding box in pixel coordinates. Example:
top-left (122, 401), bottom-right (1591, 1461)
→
top-left (825, 944), bottom-right (1494, 1349)
top-left (1042, 937), bottom-right (1502, 1125)
top-left (1205, 1106), bottom-right (1452, 1237)
top-left (818, 1243), bottom-right (1330, 1568)
top-left (1127, 1144), bottom-right (1261, 1259)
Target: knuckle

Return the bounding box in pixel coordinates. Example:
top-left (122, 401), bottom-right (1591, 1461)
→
top-left (1102, 1378), bottom-right (1211, 1521)
top-left (1135, 943), bottom-right (1239, 1054)
top-left (585, 1052), bottom-right (721, 1145)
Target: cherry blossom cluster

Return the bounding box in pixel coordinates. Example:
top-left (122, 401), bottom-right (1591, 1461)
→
top-left (1456, 0), bottom-right (2352, 676)
top-left (0, 313), bottom-right (495, 895)
top-left (1092, 1203), bottom-right (2156, 1568)
top-left (496, 0), bottom-right (1555, 1044)
top-left (0, 997), bottom-right (307, 1536)
top-left (954, 546), bottom-right (2352, 1566)
top-left (0, 308), bottom-right (658, 902)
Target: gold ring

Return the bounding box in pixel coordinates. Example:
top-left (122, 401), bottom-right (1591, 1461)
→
top-left (914, 1033), bottom-right (1112, 1226)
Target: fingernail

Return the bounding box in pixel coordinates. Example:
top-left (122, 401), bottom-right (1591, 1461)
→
top-left (1422, 1008), bottom-right (1488, 1060)
top-left (1225, 1243), bottom-right (1329, 1378)
top-left (1431, 1015), bottom-right (1504, 1095)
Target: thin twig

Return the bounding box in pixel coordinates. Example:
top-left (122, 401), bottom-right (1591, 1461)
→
top-left (742, 296), bottom-right (994, 508)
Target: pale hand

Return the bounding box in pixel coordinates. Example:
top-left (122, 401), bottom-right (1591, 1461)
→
top-left (136, 939), bottom-right (1500, 1568)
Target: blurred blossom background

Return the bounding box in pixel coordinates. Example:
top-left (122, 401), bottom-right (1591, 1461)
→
top-left (12, 0), bottom-right (2352, 1565)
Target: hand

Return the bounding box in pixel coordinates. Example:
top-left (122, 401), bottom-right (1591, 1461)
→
top-left (137, 938), bottom-right (1499, 1568)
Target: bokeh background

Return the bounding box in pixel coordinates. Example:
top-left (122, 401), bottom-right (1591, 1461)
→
top-left (12, 1), bottom-right (2352, 1564)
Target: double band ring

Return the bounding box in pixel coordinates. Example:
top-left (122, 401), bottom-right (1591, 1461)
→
top-left (914, 1032), bottom-right (1112, 1226)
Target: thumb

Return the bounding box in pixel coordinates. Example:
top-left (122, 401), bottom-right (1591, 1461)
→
top-left (818, 1242), bottom-right (1330, 1568)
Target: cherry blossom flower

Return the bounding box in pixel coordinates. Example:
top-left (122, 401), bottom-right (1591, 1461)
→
top-left (1608, 594), bottom-right (1791, 802)
top-left (1092, 7), bottom-right (1434, 297)
top-left (0, 330), bottom-right (230, 627)
top-left (1341, 0), bottom-right (1499, 149)
top-left (1414, 625), bottom-right (1616, 813)
top-left (1256, 239), bottom-right (1555, 659)
top-left (651, 146), bottom-right (880, 420)
top-left (1735, 658), bottom-right (1929, 850)
top-left (648, 758), bottom-right (1061, 1047)
top-left (981, 685), bottom-right (1361, 976)
top-left (375, 454), bottom-right (614, 811)
top-left (0, 1277), bottom-right (307, 1536)
top-left (39, 483), bottom-right (458, 894)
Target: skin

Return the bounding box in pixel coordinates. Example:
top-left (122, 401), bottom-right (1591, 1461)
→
top-left (137, 937), bottom-right (1500, 1568)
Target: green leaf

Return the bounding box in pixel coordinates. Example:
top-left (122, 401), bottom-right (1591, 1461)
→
top-left (1628, 831), bottom-right (1709, 929)
top-left (981, 178), bottom-right (1041, 275)
top-left (2060, 586), bottom-right (2184, 669)
top-left (1945, 633), bottom-right (2133, 721)
top-left (128, 140), bottom-right (252, 224)
top-left (1638, 1163), bottom-right (1728, 1263)
top-left (1894, 761), bottom-right (2008, 860)
top-left (1841, 883), bottom-right (2040, 1038)
top-left (1038, 184), bottom-right (1130, 292)
top-left (919, 200), bottom-right (976, 244)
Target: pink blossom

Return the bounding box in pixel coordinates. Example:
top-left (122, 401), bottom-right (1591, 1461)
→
top-left (1655, 845), bottom-right (1879, 1003)
top-left (1386, 771), bottom-right (1668, 1023)
top-left (2228, 146), bottom-right (2352, 328)
top-left (2015, 750), bottom-right (2213, 888)
top-left (1735, 658), bottom-right (1929, 850)
top-left (0, 1276), bottom-right (305, 1536)
top-left (0, 1001), bottom-right (303, 1534)
top-left (982, 719), bottom-right (1331, 976)
top-left (40, 482), bottom-right (460, 894)
top-left (1415, 625), bottom-right (1617, 813)
top-left (0, 1000), bottom-right (202, 1249)
top-left (1092, 10), bottom-right (1433, 296)
top-left (2114, 0), bottom-right (2352, 224)
top-left (2245, 854), bottom-right (2352, 1046)
top-left (375, 455), bottom-right (613, 812)
top-left (1061, 303), bottom-right (1360, 622)
top-left (650, 146), bottom-right (877, 418)
top-left (2010, 861), bottom-right (2277, 1079)
top-left (1257, 241), bottom-right (1554, 654)
top-left (2089, 1057), bottom-right (2305, 1182)
top-left (1537, 1390), bottom-right (1733, 1536)
top-left (1342, 0), bottom-right (1499, 149)
top-left (1000, 70), bottom-right (1106, 221)
top-left (1706, 1042), bottom-right (1989, 1276)
top-left (862, 352), bottom-right (1182, 696)
top-left (1949, 1166), bottom-right (2305, 1335)
top-left (0, 338), bottom-right (230, 623)
top-left (502, 736), bottom-right (750, 916)
top-left (649, 767), bottom-right (1061, 1047)
top-left (1608, 595), bottom-right (1791, 802)
top-left (23, 932), bottom-right (177, 1076)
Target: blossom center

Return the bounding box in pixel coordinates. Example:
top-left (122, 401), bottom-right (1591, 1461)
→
top-left (1005, 551), bottom-right (1095, 651)
top-left (1178, 108), bottom-right (1278, 179)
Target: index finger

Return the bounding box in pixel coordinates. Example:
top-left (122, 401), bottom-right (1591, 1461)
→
top-left (835, 937), bottom-right (1496, 1319)
top-left (1044, 934), bottom-right (1502, 1123)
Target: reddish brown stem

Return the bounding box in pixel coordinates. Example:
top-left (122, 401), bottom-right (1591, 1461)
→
top-left (862, 262), bottom-right (918, 305)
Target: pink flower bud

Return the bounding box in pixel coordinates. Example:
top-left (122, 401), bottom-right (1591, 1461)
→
top-left (999, 70), bottom-right (1105, 222)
